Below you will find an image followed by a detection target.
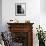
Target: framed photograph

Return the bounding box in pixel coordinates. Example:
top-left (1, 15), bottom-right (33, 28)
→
top-left (15, 3), bottom-right (26, 16)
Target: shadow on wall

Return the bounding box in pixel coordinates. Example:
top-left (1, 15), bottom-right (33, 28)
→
top-left (0, 0), bottom-right (2, 32)
top-left (40, 0), bottom-right (46, 14)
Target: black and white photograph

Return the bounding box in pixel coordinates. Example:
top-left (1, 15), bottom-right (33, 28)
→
top-left (15, 3), bottom-right (26, 16)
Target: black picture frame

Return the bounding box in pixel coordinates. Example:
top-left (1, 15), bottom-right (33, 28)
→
top-left (15, 3), bottom-right (26, 16)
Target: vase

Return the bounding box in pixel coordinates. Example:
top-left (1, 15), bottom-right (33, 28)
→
top-left (39, 40), bottom-right (45, 46)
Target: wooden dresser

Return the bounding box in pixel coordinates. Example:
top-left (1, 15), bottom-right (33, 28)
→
top-left (7, 23), bottom-right (34, 46)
